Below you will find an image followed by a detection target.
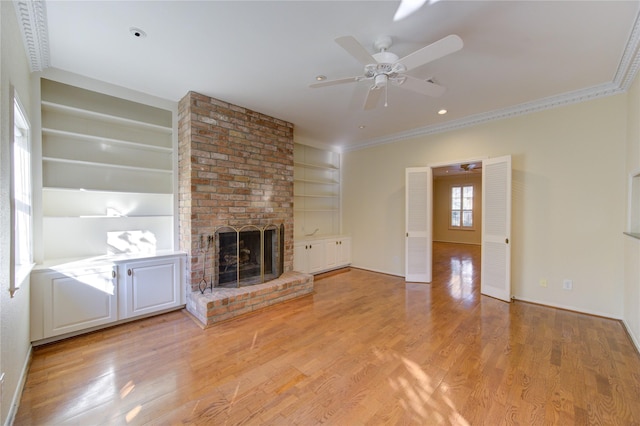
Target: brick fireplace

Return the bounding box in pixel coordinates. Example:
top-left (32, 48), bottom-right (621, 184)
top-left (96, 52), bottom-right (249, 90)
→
top-left (178, 91), bottom-right (312, 326)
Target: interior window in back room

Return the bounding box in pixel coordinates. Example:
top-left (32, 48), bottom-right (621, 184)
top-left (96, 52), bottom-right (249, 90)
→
top-left (450, 184), bottom-right (474, 229)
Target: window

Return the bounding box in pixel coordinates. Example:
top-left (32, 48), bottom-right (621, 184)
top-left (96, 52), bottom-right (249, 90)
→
top-left (11, 95), bottom-right (33, 296)
top-left (451, 185), bottom-right (474, 229)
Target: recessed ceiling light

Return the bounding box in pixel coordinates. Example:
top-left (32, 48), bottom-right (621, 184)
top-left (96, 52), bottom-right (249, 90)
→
top-left (129, 27), bottom-right (147, 38)
top-left (316, 75), bottom-right (326, 81)
top-left (359, 125), bottom-right (366, 129)
top-left (438, 109), bottom-right (447, 115)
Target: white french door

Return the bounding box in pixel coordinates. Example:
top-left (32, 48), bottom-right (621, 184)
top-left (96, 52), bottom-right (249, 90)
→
top-left (481, 155), bottom-right (512, 301)
top-left (405, 167), bottom-right (432, 282)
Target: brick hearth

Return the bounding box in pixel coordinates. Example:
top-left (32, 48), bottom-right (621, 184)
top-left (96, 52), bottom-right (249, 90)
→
top-left (178, 91), bottom-right (307, 326)
top-left (186, 271), bottom-right (313, 327)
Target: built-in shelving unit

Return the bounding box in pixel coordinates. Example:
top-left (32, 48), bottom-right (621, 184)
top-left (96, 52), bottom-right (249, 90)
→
top-left (293, 144), bottom-right (341, 238)
top-left (40, 78), bottom-right (175, 260)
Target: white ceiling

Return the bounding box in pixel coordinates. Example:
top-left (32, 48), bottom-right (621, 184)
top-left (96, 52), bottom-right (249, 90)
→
top-left (28, 1), bottom-right (640, 151)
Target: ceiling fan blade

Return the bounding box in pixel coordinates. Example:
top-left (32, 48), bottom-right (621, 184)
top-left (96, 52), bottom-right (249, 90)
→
top-left (335, 36), bottom-right (376, 65)
top-left (398, 75), bottom-right (446, 97)
top-left (309, 76), bottom-right (360, 88)
top-left (363, 87), bottom-right (382, 110)
top-left (398, 34), bottom-right (463, 71)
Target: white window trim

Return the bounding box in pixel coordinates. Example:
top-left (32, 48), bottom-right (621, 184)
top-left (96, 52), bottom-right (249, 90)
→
top-left (10, 91), bottom-right (35, 297)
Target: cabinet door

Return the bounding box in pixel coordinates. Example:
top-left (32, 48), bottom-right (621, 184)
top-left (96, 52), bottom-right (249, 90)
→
top-left (325, 240), bottom-right (338, 269)
top-left (43, 267), bottom-right (117, 338)
top-left (122, 257), bottom-right (180, 319)
top-left (293, 242), bottom-right (308, 273)
top-left (307, 242), bottom-right (326, 273)
top-left (337, 237), bottom-right (351, 265)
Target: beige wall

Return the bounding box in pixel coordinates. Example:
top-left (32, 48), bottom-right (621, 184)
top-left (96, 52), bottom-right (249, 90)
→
top-left (624, 72), bottom-right (640, 350)
top-left (343, 94), bottom-right (627, 319)
top-left (0, 1), bottom-right (34, 424)
top-left (433, 174), bottom-right (482, 245)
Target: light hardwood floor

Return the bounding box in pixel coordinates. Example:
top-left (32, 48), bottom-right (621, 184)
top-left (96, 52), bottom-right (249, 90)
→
top-left (15, 242), bottom-right (640, 425)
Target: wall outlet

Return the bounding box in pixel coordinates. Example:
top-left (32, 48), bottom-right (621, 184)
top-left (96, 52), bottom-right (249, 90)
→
top-left (539, 278), bottom-right (548, 288)
top-left (563, 279), bottom-right (573, 290)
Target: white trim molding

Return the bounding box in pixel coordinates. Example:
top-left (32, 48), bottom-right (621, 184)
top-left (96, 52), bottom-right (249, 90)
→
top-left (13, 0), bottom-right (50, 72)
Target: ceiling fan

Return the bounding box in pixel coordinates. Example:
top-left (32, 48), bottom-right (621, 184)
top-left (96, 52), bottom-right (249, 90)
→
top-left (310, 34), bottom-right (463, 110)
top-left (460, 163), bottom-right (481, 173)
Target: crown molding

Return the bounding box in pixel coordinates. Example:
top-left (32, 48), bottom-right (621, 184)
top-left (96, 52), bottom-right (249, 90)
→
top-left (13, 0), bottom-right (50, 72)
top-left (345, 9), bottom-right (640, 153)
top-left (347, 82), bottom-right (625, 152)
top-left (616, 8), bottom-right (640, 91)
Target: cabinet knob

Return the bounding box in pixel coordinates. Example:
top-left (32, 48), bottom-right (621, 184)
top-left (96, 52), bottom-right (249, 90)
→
top-left (336, 241), bottom-right (338, 245)
top-left (127, 269), bottom-right (132, 276)
top-left (112, 270), bottom-right (116, 279)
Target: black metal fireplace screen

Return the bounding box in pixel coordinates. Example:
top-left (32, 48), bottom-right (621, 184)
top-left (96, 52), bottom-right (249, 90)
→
top-left (213, 224), bottom-right (284, 289)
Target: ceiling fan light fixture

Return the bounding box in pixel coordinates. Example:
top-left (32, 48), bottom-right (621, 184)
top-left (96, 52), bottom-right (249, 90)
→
top-left (373, 74), bottom-right (388, 88)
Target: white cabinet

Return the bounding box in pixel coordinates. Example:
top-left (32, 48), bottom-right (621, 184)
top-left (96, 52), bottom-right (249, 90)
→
top-left (325, 237), bottom-right (351, 269)
top-left (120, 257), bottom-right (181, 319)
top-left (36, 266), bottom-right (118, 339)
top-left (294, 241), bottom-right (326, 274)
top-left (294, 236), bottom-right (351, 274)
top-left (31, 253), bottom-right (184, 343)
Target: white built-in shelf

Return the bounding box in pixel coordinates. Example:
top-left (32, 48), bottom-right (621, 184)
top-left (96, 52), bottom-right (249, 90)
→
top-left (294, 144), bottom-right (341, 237)
top-left (40, 78), bottom-right (175, 261)
top-left (45, 215), bottom-right (173, 219)
top-left (294, 193), bottom-right (337, 198)
top-left (41, 101), bottom-right (172, 133)
top-left (294, 178), bottom-right (339, 185)
top-left (294, 208), bottom-right (339, 212)
top-left (42, 128), bottom-right (173, 153)
top-left (42, 157), bottom-right (172, 174)
top-left (294, 161), bottom-right (339, 171)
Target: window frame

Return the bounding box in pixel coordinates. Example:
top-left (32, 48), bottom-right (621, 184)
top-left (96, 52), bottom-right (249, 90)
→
top-left (10, 92), bottom-right (34, 297)
top-left (449, 183), bottom-right (475, 231)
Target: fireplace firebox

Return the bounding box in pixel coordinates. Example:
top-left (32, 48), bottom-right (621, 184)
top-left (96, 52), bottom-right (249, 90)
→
top-left (215, 224), bottom-right (284, 288)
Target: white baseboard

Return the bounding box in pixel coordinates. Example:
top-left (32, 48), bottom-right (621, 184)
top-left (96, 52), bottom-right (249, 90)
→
top-left (512, 295), bottom-right (621, 320)
top-left (622, 319), bottom-right (640, 354)
top-left (5, 344), bottom-right (32, 426)
top-left (349, 265), bottom-right (404, 278)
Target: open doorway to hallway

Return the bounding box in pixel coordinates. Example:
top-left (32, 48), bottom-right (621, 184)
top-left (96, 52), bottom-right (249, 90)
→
top-left (432, 162), bottom-right (482, 296)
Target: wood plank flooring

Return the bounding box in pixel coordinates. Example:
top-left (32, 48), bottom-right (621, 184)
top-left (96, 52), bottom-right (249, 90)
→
top-left (15, 242), bottom-right (640, 425)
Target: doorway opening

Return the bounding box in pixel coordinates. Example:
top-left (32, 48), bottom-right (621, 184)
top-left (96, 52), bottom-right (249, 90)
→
top-left (405, 155), bottom-right (511, 301)
top-left (431, 162), bottom-right (483, 299)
